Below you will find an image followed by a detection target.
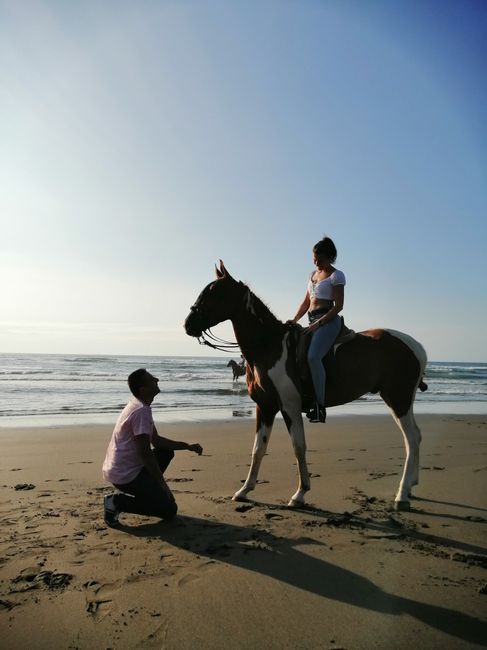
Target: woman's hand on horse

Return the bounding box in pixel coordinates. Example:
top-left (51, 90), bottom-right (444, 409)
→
top-left (304, 321), bottom-right (321, 334)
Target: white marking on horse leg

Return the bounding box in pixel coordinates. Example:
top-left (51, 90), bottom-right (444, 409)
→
top-left (233, 419), bottom-right (274, 501)
top-left (267, 334), bottom-right (310, 506)
top-left (284, 410), bottom-right (310, 507)
top-left (392, 407), bottom-right (421, 505)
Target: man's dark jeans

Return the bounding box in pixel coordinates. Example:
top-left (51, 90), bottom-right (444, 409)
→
top-left (113, 449), bottom-right (177, 520)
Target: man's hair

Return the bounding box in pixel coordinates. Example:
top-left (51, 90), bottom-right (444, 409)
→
top-left (128, 368), bottom-right (148, 397)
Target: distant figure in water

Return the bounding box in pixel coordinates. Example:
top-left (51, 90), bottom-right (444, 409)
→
top-left (227, 358), bottom-right (246, 382)
top-left (102, 369), bottom-right (202, 527)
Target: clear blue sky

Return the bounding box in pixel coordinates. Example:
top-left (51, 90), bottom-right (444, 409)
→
top-left (1, 0), bottom-right (486, 361)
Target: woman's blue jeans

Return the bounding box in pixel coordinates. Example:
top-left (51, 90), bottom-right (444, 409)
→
top-left (307, 314), bottom-right (342, 406)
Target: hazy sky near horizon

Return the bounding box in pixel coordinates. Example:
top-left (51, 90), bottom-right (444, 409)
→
top-left (1, 0), bottom-right (486, 361)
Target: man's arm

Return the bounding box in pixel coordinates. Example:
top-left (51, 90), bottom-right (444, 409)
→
top-left (134, 434), bottom-right (169, 489)
top-left (151, 429), bottom-right (203, 456)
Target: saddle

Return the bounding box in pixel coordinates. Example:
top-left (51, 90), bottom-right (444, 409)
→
top-left (292, 317), bottom-right (355, 413)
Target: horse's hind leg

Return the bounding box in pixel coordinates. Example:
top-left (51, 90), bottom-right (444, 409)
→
top-left (410, 413), bottom-right (421, 488)
top-left (391, 407), bottom-right (421, 510)
top-left (282, 408), bottom-right (310, 507)
top-left (233, 407), bottom-right (275, 501)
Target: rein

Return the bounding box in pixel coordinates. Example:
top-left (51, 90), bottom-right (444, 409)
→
top-left (197, 329), bottom-right (241, 352)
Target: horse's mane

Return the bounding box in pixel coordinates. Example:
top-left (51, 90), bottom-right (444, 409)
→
top-left (243, 283), bottom-right (283, 329)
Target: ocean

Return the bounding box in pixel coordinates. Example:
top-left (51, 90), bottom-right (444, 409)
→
top-left (0, 353), bottom-right (486, 428)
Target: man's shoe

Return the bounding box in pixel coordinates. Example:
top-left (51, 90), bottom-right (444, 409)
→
top-left (104, 494), bottom-right (121, 527)
top-left (308, 403), bottom-right (326, 423)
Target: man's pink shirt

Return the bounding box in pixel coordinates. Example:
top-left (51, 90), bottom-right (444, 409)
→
top-left (102, 398), bottom-right (154, 485)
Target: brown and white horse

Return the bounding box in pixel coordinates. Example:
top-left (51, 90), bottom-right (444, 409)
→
top-left (184, 261), bottom-right (428, 511)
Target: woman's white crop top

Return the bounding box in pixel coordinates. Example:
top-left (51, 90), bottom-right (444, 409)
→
top-left (308, 269), bottom-right (346, 300)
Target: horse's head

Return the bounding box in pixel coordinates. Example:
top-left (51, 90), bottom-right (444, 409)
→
top-left (184, 260), bottom-right (246, 337)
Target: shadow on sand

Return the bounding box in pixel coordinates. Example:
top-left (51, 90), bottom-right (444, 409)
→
top-left (119, 506), bottom-right (487, 646)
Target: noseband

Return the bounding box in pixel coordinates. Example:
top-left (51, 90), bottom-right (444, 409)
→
top-left (188, 304), bottom-right (241, 352)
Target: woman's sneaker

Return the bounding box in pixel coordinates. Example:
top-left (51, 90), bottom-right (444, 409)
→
top-left (308, 403), bottom-right (326, 423)
top-left (104, 494), bottom-right (121, 527)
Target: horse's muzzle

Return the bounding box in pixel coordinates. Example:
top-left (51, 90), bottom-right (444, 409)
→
top-left (184, 311), bottom-right (203, 337)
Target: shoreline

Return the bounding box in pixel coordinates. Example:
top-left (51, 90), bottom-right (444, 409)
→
top-left (1, 414), bottom-right (486, 649)
top-left (1, 398), bottom-right (486, 429)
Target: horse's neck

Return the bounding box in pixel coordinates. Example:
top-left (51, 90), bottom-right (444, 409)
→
top-left (231, 291), bottom-right (283, 362)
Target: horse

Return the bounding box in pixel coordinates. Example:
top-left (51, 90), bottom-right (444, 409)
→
top-left (184, 261), bottom-right (428, 511)
top-left (227, 359), bottom-right (246, 382)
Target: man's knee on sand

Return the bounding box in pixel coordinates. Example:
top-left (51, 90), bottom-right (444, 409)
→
top-left (162, 500), bottom-right (178, 520)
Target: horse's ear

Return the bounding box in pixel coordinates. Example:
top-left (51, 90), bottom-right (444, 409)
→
top-left (219, 259), bottom-right (232, 278)
top-left (215, 259), bottom-right (231, 279)
top-left (215, 262), bottom-right (224, 279)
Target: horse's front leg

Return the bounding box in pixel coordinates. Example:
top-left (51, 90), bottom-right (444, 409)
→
top-left (282, 408), bottom-right (310, 507)
top-left (233, 406), bottom-right (276, 501)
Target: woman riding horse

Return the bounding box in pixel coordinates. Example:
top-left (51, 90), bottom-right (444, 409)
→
top-left (184, 261), bottom-right (427, 510)
top-left (291, 236), bottom-right (345, 424)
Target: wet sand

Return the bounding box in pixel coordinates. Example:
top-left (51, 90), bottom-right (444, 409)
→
top-left (1, 414), bottom-right (486, 649)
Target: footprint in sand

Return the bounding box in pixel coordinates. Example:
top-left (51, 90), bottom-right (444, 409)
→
top-left (204, 542), bottom-right (234, 557)
top-left (235, 504), bottom-right (254, 513)
top-left (368, 471), bottom-right (399, 481)
top-left (265, 512), bottom-right (284, 521)
top-left (177, 560), bottom-right (215, 587)
top-left (11, 568), bottom-right (72, 592)
top-left (144, 619), bottom-right (170, 646)
top-left (84, 579), bottom-right (121, 622)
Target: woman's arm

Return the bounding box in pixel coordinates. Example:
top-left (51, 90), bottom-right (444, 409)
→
top-left (292, 291), bottom-right (311, 323)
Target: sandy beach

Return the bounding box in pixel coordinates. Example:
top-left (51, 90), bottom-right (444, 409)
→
top-left (1, 413), bottom-right (486, 649)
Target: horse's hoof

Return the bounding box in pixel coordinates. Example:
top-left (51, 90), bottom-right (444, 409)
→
top-left (287, 499), bottom-right (304, 508)
top-left (232, 493), bottom-right (249, 502)
top-left (394, 500), bottom-right (410, 512)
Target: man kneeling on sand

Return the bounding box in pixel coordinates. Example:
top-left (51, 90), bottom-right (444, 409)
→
top-left (102, 369), bottom-right (202, 527)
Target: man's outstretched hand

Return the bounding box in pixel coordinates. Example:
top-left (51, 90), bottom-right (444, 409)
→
top-left (188, 443), bottom-right (203, 455)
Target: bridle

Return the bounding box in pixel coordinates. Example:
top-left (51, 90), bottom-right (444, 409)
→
top-left (188, 283), bottom-right (277, 353)
top-left (198, 329), bottom-right (241, 352)
top-left (188, 304), bottom-right (241, 353)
